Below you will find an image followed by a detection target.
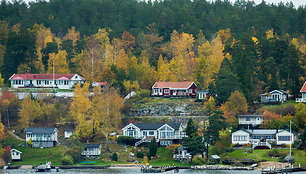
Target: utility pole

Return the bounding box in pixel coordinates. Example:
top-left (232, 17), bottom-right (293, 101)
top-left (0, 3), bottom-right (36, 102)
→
top-left (106, 90), bottom-right (110, 151)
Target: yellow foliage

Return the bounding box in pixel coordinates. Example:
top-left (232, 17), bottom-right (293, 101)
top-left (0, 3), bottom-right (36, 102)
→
top-left (19, 95), bottom-right (42, 129)
top-left (63, 26), bottom-right (80, 45)
top-left (123, 80), bottom-right (140, 94)
top-left (266, 29), bottom-right (275, 39)
top-left (0, 73), bottom-right (4, 87)
top-left (0, 113), bottom-right (6, 141)
top-left (70, 83), bottom-right (92, 122)
top-left (47, 50), bottom-right (70, 74)
top-left (252, 37), bottom-right (259, 45)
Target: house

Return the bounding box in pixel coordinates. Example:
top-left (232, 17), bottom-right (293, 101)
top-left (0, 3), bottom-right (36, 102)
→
top-left (122, 122), bottom-right (186, 146)
top-left (25, 127), bottom-right (58, 148)
top-left (11, 148), bottom-right (22, 161)
top-left (9, 71), bottom-right (85, 89)
top-left (261, 90), bottom-right (288, 103)
top-left (64, 129), bottom-right (74, 139)
top-left (151, 81), bottom-right (197, 98)
top-left (81, 144), bottom-right (102, 157)
top-left (198, 90), bottom-right (209, 100)
top-left (208, 155), bottom-right (220, 164)
top-left (232, 129), bottom-right (297, 149)
top-left (296, 81), bottom-right (306, 102)
top-left (238, 115), bottom-right (263, 129)
top-left (173, 145), bottom-right (192, 162)
top-left (91, 82), bottom-right (107, 89)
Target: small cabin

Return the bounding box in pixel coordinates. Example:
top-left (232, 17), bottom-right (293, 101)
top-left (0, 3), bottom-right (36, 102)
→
top-left (64, 129), bottom-right (74, 139)
top-left (11, 148), bottom-right (22, 161)
top-left (208, 155), bottom-right (220, 164)
top-left (173, 146), bottom-right (192, 162)
top-left (81, 144), bottom-right (102, 157)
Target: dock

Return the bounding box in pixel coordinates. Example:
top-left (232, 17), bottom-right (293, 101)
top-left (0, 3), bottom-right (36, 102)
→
top-left (261, 167), bottom-right (306, 174)
top-left (140, 166), bottom-right (179, 173)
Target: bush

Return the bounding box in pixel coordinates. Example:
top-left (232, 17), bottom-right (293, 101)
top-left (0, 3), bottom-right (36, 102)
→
top-left (61, 155), bottom-right (74, 165)
top-left (268, 149), bottom-right (283, 157)
top-left (117, 136), bottom-right (134, 146)
top-left (136, 151), bottom-right (144, 158)
top-left (166, 144), bottom-right (181, 152)
top-left (149, 137), bottom-right (157, 157)
top-left (27, 138), bottom-right (32, 147)
top-left (192, 156), bottom-right (206, 165)
top-left (111, 152), bottom-right (118, 161)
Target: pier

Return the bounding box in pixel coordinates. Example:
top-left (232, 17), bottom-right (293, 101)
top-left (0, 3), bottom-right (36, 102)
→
top-left (140, 166), bottom-right (179, 173)
top-left (261, 167), bottom-right (306, 174)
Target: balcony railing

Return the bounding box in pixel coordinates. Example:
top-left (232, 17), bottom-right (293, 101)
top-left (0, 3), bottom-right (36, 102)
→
top-left (296, 98), bottom-right (306, 103)
top-left (173, 154), bottom-right (192, 160)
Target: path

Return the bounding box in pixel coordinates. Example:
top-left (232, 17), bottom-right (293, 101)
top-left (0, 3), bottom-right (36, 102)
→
top-left (8, 130), bottom-right (25, 141)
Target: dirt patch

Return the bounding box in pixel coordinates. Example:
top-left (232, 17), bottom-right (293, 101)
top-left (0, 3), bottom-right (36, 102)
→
top-left (0, 157), bottom-right (6, 167)
top-left (258, 161), bottom-right (290, 169)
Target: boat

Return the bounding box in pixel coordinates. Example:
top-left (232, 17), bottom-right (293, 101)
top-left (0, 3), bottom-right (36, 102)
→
top-left (34, 162), bottom-right (53, 172)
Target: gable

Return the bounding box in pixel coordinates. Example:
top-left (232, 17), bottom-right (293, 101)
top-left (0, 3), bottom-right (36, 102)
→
top-left (158, 124), bottom-right (174, 131)
top-left (300, 81), bottom-right (306, 93)
top-left (232, 130), bottom-right (249, 136)
top-left (122, 123), bottom-right (140, 131)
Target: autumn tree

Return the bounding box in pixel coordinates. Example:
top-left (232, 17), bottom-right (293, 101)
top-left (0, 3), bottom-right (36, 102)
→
top-left (47, 50), bottom-right (70, 74)
top-left (0, 113), bottom-right (6, 141)
top-left (261, 110), bottom-right (282, 129)
top-left (220, 90), bottom-right (248, 128)
top-left (92, 86), bottom-right (124, 151)
top-left (18, 95), bottom-right (41, 130)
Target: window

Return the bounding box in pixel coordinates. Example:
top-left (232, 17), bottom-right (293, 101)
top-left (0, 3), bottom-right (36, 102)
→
top-left (160, 140), bottom-right (172, 146)
top-left (149, 131), bottom-right (154, 136)
top-left (252, 135), bottom-right (261, 139)
top-left (246, 117), bottom-right (250, 121)
top-left (278, 136), bottom-right (291, 141)
top-left (126, 127), bottom-right (135, 137)
top-left (159, 126), bottom-right (174, 139)
top-left (164, 89), bottom-right (169, 93)
top-left (234, 135), bottom-right (247, 141)
top-left (143, 131), bottom-right (147, 136)
top-left (189, 89), bottom-right (192, 93)
top-left (37, 80), bottom-right (41, 85)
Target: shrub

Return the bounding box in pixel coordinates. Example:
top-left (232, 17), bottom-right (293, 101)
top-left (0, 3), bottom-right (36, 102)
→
top-left (61, 155), bottom-right (74, 165)
top-left (149, 137), bottom-right (157, 157)
top-left (268, 149), bottom-right (282, 157)
top-left (166, 144), bottom-right (181, 152)
top-left (111, 152), bottom-right (118, 161)
top-left (117, 136), bottom-right (134, 146)
top-left (27, 138), bottom-right (32, 147)
top-left (192, 156), bottom-right (206, 165)
top-left (136, 151), bottom-right (144, 158)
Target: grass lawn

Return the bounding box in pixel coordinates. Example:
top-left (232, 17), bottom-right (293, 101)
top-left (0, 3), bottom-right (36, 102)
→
top-left (149, 148), bottom-right (192, 167)
top-left (225, 149), bottom-right (306, 166)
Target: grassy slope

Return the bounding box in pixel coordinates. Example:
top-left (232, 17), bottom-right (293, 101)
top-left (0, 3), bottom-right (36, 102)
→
top-left (225, 149), bottom-right (306, 166)
top-left (149, 148), bottom-right (192, 167)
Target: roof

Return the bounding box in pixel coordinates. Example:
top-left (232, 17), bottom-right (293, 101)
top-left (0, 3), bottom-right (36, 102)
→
top-left (270, 90), bottom-right (288, 94)
top-left (245, 129), bottom-right (281, 135)
top-left (300, 81), bottom-right (306, 93)
top-left (64, 129), bottom-right (74, 132)
top-left (210, 155), bottom-right (220, 159)
top-left (9, 73), bottom-right (85, 80)
top-left (25, 127), bottom-right (57, 134)
top-left (11, 148), bottom-right (22, 153)
top-left (92, 82), bottom-right (107, 86)
top-left (152, 81), bottom-right (196, 89)
top-left (237, 115), bottom-right (262, 118)
top-left (177, 146), bottom-right (186, 151)
top-left (85, 144), bottom-right (101, 148)
top-left (131, 123), bottom-right (181, 130)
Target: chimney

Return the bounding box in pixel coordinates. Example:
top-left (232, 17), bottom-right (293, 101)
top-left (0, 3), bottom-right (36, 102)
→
top-left (183, 79), bottom-right (187, 82)
top-left (25, 70), bottom-right (30, 74)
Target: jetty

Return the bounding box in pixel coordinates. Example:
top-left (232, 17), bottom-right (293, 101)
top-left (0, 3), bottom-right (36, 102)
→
top-left (140, 166), bottom-right (179, 173)
top-left (261, 167), bottom-right (306, 174)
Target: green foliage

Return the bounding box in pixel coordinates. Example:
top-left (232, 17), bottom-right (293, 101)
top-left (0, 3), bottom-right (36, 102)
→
top-left (149, 137), bottom-right (157, 157)
top-left (136, 151), bottom-right (144, 158)
top-left (62, 136), bottom-right (84, 163)
top-left (117, 136), bottom-right (134, 146)
top-left (61, 155), bottom-right (74, 165)
top-left (192, 156), bottom-right (206, 165)
top-left (27, 138), bottom-right (32, 147)
top-left (111, 152), bottom-right (118, 161)
top-left (185, 118), bottom-right (197, 137)
top-left (182, 135), bottom-right (206, 157)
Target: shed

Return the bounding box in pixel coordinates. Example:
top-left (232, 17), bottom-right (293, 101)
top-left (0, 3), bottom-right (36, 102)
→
top-left (64, 129), bottom-right (74, 139)
top-left (11, 148), bottom-right (22, 161)
top-left (209, 155), bottom-right (220, 164)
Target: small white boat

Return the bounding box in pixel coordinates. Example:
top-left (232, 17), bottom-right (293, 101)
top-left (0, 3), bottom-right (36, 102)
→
top-left (34, 162), bottom-right (52, 172)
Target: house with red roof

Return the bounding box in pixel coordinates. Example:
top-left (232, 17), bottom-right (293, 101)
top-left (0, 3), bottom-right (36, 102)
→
top-left (296, 81), bottom-right (306, 103)
top-left (9, 71), bottom-right (85, 89)
top-left (151, 80), bottom-right (197, 98)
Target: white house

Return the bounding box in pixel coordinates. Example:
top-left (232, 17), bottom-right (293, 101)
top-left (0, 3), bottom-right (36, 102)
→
top-left (81, 144), bottom-right (101, 156)
top-left (232, 129), bottom-right (297, 149)
top-left (122, 122), bottom-right (186, 146)
top-left (151, 81), bottom-right (198, 98)
top-left (9, 72), bottom-right (85, 89)
top-left (64, 129), bottom-right (74, 139)
top-left (296, 81), bottom-right (306, 103)
top-left (238, 115), bottom-right (263, 128)
top-left (11, 148), bottom-right (22, 161)
top-left (261, 90), bottom-right (288, 103)
top-left (198, 90), bottom-right (209, 100)
top-left (25, 127), bottom-right (58, 148)
top-left (173, 145), bottom-right (192, 162)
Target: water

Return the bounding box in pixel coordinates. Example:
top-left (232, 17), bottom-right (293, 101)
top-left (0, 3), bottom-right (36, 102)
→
top-left (0, 168), bottom-right (288, 174)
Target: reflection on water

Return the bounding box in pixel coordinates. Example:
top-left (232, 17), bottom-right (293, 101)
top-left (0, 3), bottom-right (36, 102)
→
top-left (0, 168), bottom-right (265, 174)
top-left (2, 168), bottom-right (306, 174)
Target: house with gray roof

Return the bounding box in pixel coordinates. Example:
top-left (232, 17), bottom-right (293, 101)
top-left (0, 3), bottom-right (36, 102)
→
top-left (81, 144), bottom-right (101, 157)
top-left (261, 90), bottom-right (288, 103)
top-left (232, 129), bottom-right (297, 149)
top-left (25, 127), bottom-right (58, 148)
top-left (238, 115), bottom-right (263, 129)
top-left (122, 122), bottom-right (186, 146)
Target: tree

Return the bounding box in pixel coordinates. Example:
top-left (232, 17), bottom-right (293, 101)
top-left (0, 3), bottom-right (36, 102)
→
top-left (62, 135), bottom-right (84, 163)
top-left (294, 103), bottom-right (306, 131)
top-left (261, 110), bottom-right (282, 129)
top-left (0, 113), bottom-right (6, 141)
top-left (92, 86), bottom-right (124, 151)
top-left (220, 90), bottom-right (248, 128)
top-left (47, 50), bottom-right (70, 74)
top-left (182, 135), bottom-right (206, 157)
top-left (18, 95), bottom-right (41, 129)
top-left (185, 118), bottom-right (197, 137)
top-left (0, 73), bottom-right (4, 87)
top-left (149, 137), bottom-right (157, 157)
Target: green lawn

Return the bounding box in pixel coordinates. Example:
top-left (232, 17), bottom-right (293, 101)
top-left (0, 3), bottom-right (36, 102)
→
top-left (225, 149), bottom-right (306, 166)
top-left (148, 148), bottom-right (192, 167)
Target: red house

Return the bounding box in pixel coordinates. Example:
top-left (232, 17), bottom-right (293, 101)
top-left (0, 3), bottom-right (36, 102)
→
top-left (151, 81), bottom-right (197, 98)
